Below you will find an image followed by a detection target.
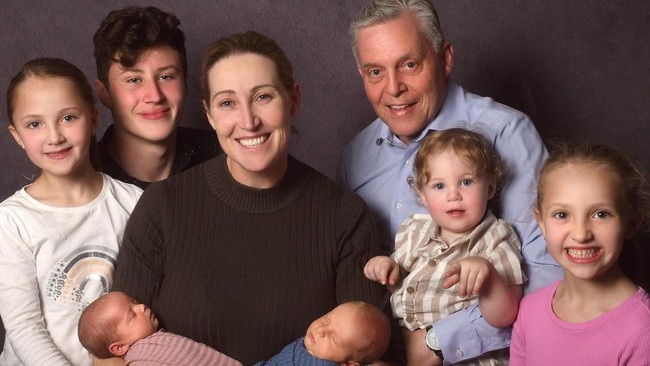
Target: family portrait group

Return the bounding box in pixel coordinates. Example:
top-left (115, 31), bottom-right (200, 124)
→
top-left (0, 0), bottom-right (649, 365)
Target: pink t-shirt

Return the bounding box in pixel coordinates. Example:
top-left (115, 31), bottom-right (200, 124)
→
top-left (511, 280), bottom-right (650, 365)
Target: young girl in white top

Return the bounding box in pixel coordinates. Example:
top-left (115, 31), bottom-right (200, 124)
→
top-left (510, 141), bottom-right (650, 364)
top-left (0, 58), bottom-right (142, 366)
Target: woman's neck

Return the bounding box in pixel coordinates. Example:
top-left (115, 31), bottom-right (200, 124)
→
top-left (226, 155), bottom-right (288, 189)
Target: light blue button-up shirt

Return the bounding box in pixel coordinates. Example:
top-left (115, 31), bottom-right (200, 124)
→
top-left (338, 83), bottom-right (563, 363)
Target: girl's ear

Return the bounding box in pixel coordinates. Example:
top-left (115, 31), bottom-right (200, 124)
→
top-left (90, 107), bottom-right (99, 135)
top-left (625, 211), bottom-right (644, 239)
top-left (108, 341), bottom-right (129, 357)
top-left (8, 125), bottom-right (25, 149)
top-left (534, 208), bottom-right (546, 239)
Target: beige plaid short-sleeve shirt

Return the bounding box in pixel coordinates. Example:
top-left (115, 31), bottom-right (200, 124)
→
top-left (390, 210), bottom-right (526, 331)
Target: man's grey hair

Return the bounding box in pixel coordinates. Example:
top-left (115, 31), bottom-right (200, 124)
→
top-left (349, 0), bottom-right (445, 63)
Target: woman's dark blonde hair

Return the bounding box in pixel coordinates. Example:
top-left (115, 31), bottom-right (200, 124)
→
top-left (201, 30), bottom-right (296, 106)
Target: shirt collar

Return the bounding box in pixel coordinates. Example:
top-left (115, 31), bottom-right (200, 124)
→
top-left (422, 210), bottom-right (498, 249)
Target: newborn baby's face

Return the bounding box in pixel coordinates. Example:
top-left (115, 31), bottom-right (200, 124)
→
top-left (304, 303), bottom-right (360, 362)
top-left (106, 292), bottom-right (159, 345)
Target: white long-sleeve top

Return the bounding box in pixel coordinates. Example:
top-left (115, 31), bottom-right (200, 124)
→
top-left (0, 173), bottom-right (141, 365)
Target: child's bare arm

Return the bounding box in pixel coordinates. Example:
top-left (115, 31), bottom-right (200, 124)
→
top-left (477, 267), bottom-right (521, 328)
top-left (364, 255), bottom-right (401, 292)
top-left (442, 256), bottom-right (521, 328)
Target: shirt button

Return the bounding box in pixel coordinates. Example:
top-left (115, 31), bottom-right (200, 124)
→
top-left (406, 315), bottom-right (414, 323)
top-left (428, 259), bottom-right (436, 267)
top-left (457, 350), bottom-right (464, 358)
top-left (406, 286), bottom-right (415, 294)
top-left (396, 203), bottom-right (402, 209)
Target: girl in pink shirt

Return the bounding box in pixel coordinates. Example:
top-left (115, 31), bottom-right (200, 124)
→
top-left (510, 141), bottom-right (650, 365)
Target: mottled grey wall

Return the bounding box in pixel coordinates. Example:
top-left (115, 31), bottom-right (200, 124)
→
top-left (1, 0), bottom-right (649, 350)
top-left (1, 1), bottom-right (649, 200)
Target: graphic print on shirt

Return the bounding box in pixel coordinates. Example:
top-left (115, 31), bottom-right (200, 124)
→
top-left (46, 245), bottom-right (117, 311)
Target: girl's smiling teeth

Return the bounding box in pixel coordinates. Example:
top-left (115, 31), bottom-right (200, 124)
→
top-left (45, 147), bottom-right (72, 159)
top-left (566, 248), bottom-right (600, 259)
top-left (237, 134), bottom-right (269, 148)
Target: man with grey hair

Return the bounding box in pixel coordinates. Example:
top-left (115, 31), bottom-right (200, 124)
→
top-left (338, 0), bottom-right (562, 364)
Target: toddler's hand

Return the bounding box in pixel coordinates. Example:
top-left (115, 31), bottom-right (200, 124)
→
top-left (442, 256), bottom-right (493, 297)
top-left (364, 256), bottom-right (400, 287)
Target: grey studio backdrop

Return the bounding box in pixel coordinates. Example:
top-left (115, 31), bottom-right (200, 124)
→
top-left (0, 0), bottom-right (649, 353)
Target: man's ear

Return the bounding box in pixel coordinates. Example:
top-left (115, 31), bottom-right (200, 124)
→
top-left (441, 41), bottom-right (454, 78)
top-left (95, 79), bottom-right (112, 109)
top-left (108, 341), bottom-right (130, 357)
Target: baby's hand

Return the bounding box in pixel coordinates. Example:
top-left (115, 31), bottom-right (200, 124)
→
top-left (364, 256), bottom-right (400, 287)
top-left (442, 257), bottom-right (493, 297)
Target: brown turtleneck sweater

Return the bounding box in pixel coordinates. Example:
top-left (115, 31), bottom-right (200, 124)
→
top-left (113, 154), bottom-right (386, 365)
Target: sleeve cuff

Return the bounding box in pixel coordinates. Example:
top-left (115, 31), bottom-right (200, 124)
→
top-left (432, 303), bottom-right (512, 364)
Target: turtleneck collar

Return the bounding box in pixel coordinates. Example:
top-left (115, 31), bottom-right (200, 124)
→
top-left (203, 154), bottom-right (311, 214)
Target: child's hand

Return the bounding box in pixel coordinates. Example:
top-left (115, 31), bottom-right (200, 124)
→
top-left (442, 257), bottom-right (493, 297)
top-left (364, 256), bottom-right (400, 287)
